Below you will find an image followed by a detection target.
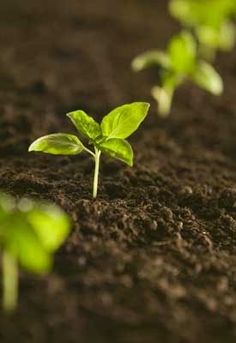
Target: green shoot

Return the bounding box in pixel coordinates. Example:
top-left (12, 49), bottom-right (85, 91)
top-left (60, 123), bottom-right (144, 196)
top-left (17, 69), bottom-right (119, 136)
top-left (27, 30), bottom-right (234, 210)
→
top-left (0, 193), bottom-right (71, 312)
top-left (169, 0), bottom-right (236, 59)
top-left (132, 31), bottom-right (223, 116)
top-left (29, 103), bottom-right (150, 198)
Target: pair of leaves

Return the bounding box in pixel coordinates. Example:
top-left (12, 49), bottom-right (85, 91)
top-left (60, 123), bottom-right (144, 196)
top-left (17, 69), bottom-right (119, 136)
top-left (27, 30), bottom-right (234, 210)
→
top-left (0, 194), bottom-right (71, 274)
top-left (29, 102), bottom-right (150, 167)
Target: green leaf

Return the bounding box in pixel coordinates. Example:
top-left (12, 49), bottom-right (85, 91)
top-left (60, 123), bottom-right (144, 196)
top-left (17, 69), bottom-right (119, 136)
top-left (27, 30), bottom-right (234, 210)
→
top-left (2, 217), bottom-right (52, 273)
top-left (168, 31), bottom-right (197, 73)
top-left (27, 203), bottom-right (71, 252)
top-left (218, 21), bottom-right (235, 50)
top-left (101, 102), bottom-right (150, 139)
top-left (29, 133), bottom-right (84, 155)
top-left (197, 21), bottom-right (236, 50)
top-left (99, 139), bottom-right (133, 166)
top-left (132, 50), bottom-right (170, 71)
top-left (192, 61), bottom-right (223, 95)
top-left (169, 0), bottom-right (196, 26)
top-left (67, 110), bottom-right (102, 140)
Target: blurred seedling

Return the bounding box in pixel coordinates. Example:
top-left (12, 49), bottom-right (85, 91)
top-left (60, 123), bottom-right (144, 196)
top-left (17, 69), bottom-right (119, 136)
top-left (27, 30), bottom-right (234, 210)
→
top-left (169, 0), bottom-right (236, 59)
top-left (132, 31), bottom-right (223, 116)
top-left (29, 102), bottom-right (150, 198)
top-left (0, 193), bottom-right (71, 312)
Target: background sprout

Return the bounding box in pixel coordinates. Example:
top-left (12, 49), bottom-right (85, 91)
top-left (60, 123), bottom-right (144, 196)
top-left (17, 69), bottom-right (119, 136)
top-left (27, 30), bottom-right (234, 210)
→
top-left (0, 193), bottom-right (71, 312)
top-left (132, 31), bottom-right (223, 116)
top-left (29, 103), bottom-right (150, 198)
top-left (169, 0), bottom-right (236, 59)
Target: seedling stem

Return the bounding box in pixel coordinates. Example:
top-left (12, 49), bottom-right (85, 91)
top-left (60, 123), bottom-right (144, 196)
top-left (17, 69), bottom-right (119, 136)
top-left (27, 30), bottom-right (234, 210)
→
top-left (2, 251), bottom-right (18, 313)
top-left (93, 148), bottom-right (101, 198)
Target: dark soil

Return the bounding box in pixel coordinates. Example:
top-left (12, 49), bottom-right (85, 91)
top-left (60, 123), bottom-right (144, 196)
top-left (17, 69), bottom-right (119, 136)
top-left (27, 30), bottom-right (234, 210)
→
top-left (0, 0), bottom-right (236, 342)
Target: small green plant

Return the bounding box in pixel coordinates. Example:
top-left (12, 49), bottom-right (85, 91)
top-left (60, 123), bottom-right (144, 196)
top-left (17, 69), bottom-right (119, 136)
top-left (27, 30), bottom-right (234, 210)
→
top-left (0, 193), bottom-right (71, 312)
top-left (132, 31), bottom-right (223, 116)
top-left (29, 103), bottom-right (150, 198)
top-left (169, 0), bottom-right (236, 59)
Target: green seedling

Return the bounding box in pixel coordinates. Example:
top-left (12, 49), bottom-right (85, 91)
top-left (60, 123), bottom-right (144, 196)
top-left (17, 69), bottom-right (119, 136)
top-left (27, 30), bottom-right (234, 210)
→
top-left (0, 193), bottom-right (71, 312)
top-left (169, 0), bottom-right (236, 59)
top-left (29, 103), bottom-right (150, 198)
top-left (132, 31), bottom-right (223, 116)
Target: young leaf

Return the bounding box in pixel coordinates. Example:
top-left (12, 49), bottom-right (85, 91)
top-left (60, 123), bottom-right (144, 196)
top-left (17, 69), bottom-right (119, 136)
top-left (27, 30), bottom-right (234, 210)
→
top-left (168, 31), bottom-right (196, 73)
top-left (132, 50), bottom-right (170, 72)
top-left (169, 0), bottom-right (196, 26)
top-left (2, 217), bottom-right (52, 273)
top-left (99, 138), bottom-right (133, 166)
top-left (101, 102), bottom-right (150, 139)
top-left (27, 203), bottom-right (71, 252)
top-left (197, 21), bottom-right (236, 51)
top-left (29, 133), bottom-right (84, 155)
top-left (192, 61), bottom-right (223, 95)
top-left (67, 110), bottom-right (102, 140)
top-left (220, 21), bottom-right (236, 50)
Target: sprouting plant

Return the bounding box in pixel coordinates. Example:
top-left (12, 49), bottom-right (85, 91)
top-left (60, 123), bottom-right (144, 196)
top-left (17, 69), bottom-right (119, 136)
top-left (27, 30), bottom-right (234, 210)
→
top-left (169, 0), bottom-right (236, 59)
top-left (0, 193), bottom-right (71, 312)
top-left (29, 103), bottom-right (150, 198)
top-left (132, 31), bottom-right (223, 116)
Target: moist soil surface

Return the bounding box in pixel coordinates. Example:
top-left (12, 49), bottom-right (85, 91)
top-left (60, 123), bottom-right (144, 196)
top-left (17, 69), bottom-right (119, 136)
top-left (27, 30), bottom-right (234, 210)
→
top-left (0, 1), bottom-right (236, 342)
